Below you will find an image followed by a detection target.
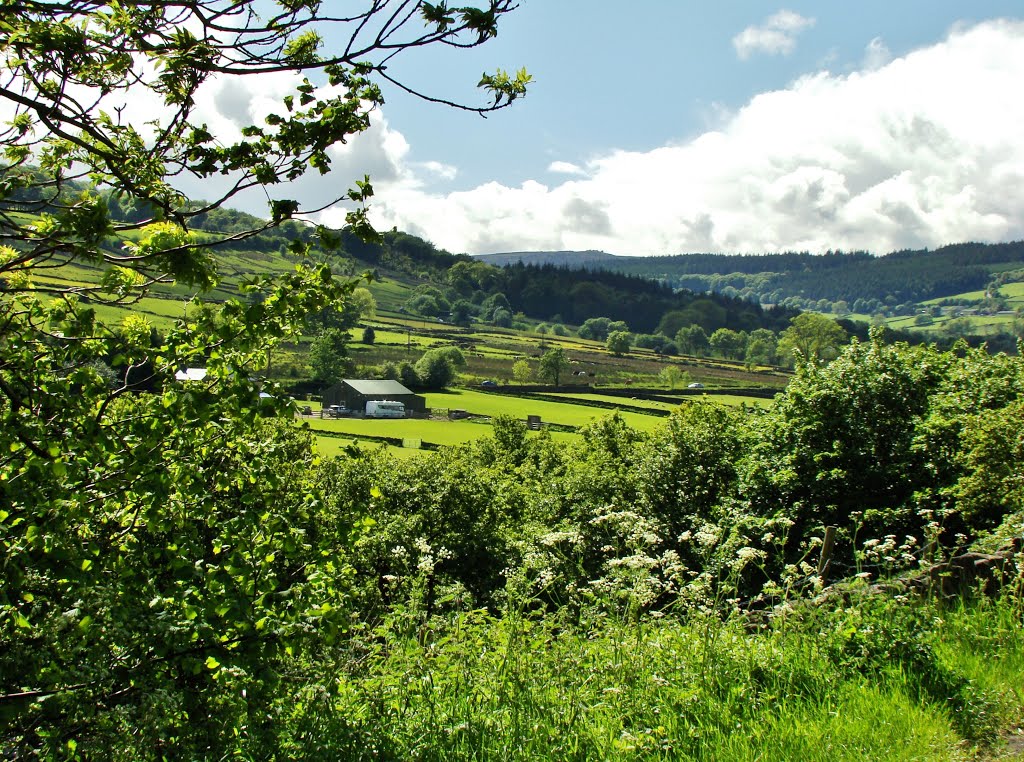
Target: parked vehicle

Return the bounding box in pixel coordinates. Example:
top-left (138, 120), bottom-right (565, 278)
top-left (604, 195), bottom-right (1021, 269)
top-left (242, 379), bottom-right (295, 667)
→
top-left (365, 400), bottom-right (405, 418)
top-left (480, 380), bottom-right (498, 388)
top-left (326, 405), bottom-right (349, 417)
top-left (688, 382), bottom-right (705, 389)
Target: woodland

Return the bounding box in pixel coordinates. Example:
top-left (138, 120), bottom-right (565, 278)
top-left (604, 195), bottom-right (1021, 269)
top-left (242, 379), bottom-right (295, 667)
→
top-left (479, 243), bottom-right (1024, 307)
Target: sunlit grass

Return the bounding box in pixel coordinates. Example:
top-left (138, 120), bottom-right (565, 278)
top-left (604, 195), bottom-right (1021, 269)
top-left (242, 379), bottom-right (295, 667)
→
top-left (307, 416), bottom-right (496, 447)
top-left (320, 595), bottom-right (1020, 760)
top-left (420, 388), bottom-right (667, 431)
top-left (313, 435), bottom-right (426, 459)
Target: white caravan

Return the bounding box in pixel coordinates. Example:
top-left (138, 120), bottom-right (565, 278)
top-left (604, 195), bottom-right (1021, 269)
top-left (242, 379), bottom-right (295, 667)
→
top-left (365, 400), bottom-right (405, 418)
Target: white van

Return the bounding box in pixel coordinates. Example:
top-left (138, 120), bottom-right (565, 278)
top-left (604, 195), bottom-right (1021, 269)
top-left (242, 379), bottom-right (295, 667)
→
top-left (365, 400), bottom-right (405, 418)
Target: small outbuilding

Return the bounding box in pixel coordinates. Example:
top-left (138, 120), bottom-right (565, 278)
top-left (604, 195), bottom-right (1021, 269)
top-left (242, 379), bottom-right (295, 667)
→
top-left (174, 367), bottom-right (208, 382)
top-left (322, 379), bottom-right (427, 414)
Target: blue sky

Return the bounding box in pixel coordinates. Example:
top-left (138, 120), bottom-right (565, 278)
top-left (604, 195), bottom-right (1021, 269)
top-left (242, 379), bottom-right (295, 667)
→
top-left (171, 2), bottom-right (1024, 257)
top-left (376, 1), bottom-right (1022, 193)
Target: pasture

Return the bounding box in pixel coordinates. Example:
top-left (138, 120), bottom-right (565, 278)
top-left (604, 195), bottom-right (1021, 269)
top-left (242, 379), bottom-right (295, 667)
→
top-left (308, 420), bottom-right (579, 457)
top-left (420, 389), bottom-right (668, 431)
top-left (300, 385), bottom-right (717, 456)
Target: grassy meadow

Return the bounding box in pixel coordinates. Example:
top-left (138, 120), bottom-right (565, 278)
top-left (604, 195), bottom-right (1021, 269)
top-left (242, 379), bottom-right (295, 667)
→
top-left (307, 594), bottom-right (1024, 761)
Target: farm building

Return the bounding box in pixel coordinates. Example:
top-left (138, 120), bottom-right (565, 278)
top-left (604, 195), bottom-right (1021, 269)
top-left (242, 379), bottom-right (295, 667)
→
top-left (322, 379), bottom-right (427, 414)
top-left (174, 367), bottom-right (208, 382)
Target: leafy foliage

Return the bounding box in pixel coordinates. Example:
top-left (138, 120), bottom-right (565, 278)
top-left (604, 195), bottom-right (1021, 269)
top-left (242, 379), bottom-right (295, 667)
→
top-left (4, 5), bottom-right (1024, 753)
top-left (1, 0), bottom-right (526, 754)
top-left (777, 312), bottom-right (848, 363)
top-left (605, 330), bottom-right (631, 356)
top-left (538, 347), bottom-right (568, 386)
top-left (309, 327), bottom-right (353, 383)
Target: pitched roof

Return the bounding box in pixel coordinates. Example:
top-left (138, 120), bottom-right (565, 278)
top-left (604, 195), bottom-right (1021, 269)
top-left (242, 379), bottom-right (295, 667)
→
top-left (343, 379), bottom-right (416, 396)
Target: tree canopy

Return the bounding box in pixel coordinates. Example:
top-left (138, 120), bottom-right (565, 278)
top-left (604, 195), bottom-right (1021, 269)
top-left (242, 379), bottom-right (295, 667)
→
top-left (777, 312), bottom-right (849, 364)
top-left (0, 2), bottom-right (526, 754)
top-left (538, 347), bottom-right (568, 386)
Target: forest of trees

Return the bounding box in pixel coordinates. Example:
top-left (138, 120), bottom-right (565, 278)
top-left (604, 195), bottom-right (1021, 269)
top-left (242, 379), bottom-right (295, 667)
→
top-left (484, 243), bottom-right (1024, 315)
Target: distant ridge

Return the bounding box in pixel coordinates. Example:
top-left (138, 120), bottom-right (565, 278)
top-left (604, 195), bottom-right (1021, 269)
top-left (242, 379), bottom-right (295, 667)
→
top-left (471, 242), bottom-right (1024, 314)
top-left (474, 250), bottom-right (620, 267)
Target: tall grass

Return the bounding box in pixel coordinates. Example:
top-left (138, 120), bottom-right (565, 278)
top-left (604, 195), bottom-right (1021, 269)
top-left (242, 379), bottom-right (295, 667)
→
top-left (274, 589), bottom-right (1022, 760)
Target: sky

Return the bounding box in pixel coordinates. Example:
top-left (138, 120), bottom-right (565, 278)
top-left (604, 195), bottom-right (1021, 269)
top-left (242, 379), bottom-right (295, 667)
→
top-left (146, 3), bottom-right (1024, 256)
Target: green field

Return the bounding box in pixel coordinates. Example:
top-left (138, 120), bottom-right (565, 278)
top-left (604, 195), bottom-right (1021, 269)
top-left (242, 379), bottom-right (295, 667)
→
top-left (310, 423), bottom-right (577, 457)
top-left (299, 387), bottom-right (688, 454)
top-left (539, 391), bottom-right (681, 411)
top-left (421, 389), bottom-right (669, 431)
top-left (298, 384), bottom-right (779, 457)
top-left (313, 435), bottom-right (426, 459)
top-left (307, 415), bottom-right (495, 447)
top-left (538, 390), bottom-right (774, 410)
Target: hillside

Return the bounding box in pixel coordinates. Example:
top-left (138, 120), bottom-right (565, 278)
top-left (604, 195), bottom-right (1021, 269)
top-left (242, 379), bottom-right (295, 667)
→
top-left (477, 242), bottom-right (1024, 314)
top-left (15, 181), bottom-right (796, 339)
top-left (475, 249), bottom-right (619, 268)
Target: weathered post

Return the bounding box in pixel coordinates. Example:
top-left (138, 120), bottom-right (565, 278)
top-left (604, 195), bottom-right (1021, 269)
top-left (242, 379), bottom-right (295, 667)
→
top-left (817, 525), bottom-right (837, 580)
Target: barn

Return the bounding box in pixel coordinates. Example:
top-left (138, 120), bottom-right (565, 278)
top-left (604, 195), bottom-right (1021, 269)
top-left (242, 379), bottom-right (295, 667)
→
top-left (322, 379), bottom-right (427, 414)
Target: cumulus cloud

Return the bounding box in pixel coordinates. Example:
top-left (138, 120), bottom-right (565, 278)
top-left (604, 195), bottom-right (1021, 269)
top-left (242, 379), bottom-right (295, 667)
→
top-left (20, 62), bottom-right (414, 218)
top-left (330, 19), bottom-right (1024, 257)
top-left (172, 72), bottom-right (413, 214)
top-left (548, 161), bottom-right (589, 176)
top-left (862, 37), bottom-right (893, 70)
top-left (33, 18), bottom-right (1020, 259)
top-left (733, 10), bottom-right (816, 60)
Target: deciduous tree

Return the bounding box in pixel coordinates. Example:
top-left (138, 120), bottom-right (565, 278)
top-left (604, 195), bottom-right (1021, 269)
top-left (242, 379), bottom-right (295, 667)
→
top-left (414, 349), bottom-right (458, 389)
top-left (777, 313), bottom-right (848, 365)
top-left (538, 348), bottom-right (568, 386)
top-left (0, 1), bottom-right (526, 754)
top-left (606, 330), bottom-right (631, 356)
top-left (309, 327), bottom-right (353, 383)
top-left (675, 324), bottom-right (710, 357)
top-left (659, 365), bottom-right (688, 390)
top-left (709, 328), bottom-right (748, 360)
top-left (512, 359), bottom-right (533, 383)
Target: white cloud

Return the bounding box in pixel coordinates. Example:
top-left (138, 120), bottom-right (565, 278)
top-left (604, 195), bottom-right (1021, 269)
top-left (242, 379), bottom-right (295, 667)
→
top-left (862, 37), bottom-right (892, 70)
top-left (548, 161), bottom-right (589, 176)
top-left (0, 58), bottom-right (413, 218)
top-left (330, 19), bottom-right (1024, 257)
top-left (170, 72), bottom-right (415, 215)
top-left (27, 18), bottom-right (1019, 260)
top-left (418, 161), bottom-right (458, 181)
top-left (733, 10), bottom-right (816, 60)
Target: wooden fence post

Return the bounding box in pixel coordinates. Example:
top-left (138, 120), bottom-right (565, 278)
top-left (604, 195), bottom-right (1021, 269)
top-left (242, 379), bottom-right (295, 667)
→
top-left (817, 526), bottom-right (837, 580)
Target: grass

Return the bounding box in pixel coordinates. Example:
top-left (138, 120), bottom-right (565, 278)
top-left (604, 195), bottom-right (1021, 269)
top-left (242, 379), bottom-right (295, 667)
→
top-left (420, 388), bottom-right (668, 431)
top-left (313, 592), bottom-right (1022, 760)
top-left (308, 414), bottom-right (590, 447)
top-left (297, 386), bottom-right (772, 456)
top-left (307, 416), bottom-right (496, 447)
top-left (366, 276), bottom-right (415, 313)
top-left (313, 435), bottom-right (426, 459)
top-left (539, 390), bottom-right (776, 411)
top-left (540, 391), bottom-right (681, 410)
top-left (309, 419), bottom-right (578, 456)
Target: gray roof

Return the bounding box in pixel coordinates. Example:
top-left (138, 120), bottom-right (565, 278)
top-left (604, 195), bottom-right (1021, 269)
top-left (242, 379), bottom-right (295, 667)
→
top-left (343, 379), bottom-right (416, 396)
